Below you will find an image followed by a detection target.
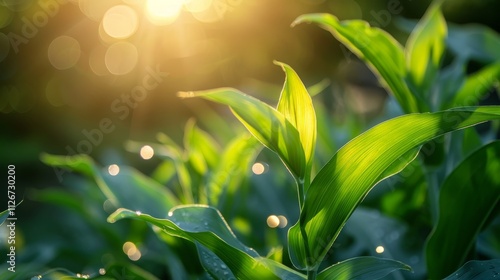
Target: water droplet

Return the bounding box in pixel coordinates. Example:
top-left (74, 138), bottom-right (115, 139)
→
top-left (221, 264), bottom-right (227, 269)
top-left (135, 211), bottom-right (142, 216)
top-left (31, 276), bottom-right (42, 280)
top-left (168, 211), bottom-right (173, 217)
top-left (99, 268), bottom-right (106, 275)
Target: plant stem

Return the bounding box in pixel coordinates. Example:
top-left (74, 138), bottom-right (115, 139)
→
top-left (307, 269), bottom-right (317, 280)
top-left (297, 178), bottom-right (305, 209)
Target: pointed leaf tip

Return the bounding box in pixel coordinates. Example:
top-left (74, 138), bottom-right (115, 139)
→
top-left (177, 91), bottom-right (195, 98)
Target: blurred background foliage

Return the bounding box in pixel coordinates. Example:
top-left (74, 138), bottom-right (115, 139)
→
top-left (0, 0), bottom-right (499, 279)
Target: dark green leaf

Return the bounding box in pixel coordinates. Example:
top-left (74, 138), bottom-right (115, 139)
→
top-left (426, 141), bottom-right (500, 279)
top-left (40, 154), bottom-right (178, 218)
top-left (317, 256), bottom-right (411, 280)
top-left (447, 24), bottom-right (500, 62)
top-left (443, 259), bottom-right (500, 280)
top-left (108, 206), bottom-right (306, 280)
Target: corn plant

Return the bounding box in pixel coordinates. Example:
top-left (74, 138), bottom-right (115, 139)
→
top-left (38, 2), bottom-right (500, 279)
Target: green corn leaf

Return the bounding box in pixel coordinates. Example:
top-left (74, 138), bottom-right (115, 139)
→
top-left (156, 133), bottom-right (195, 203)
top-left (108, 206), bottom-right (306, 280)
top-left (317, 256), bottom-right (412, 280)
top-left (207, 134), bottom-right (261, 208)
top-left (405, 1), bottom-right (447, 99)
top-left (40, 154), bottom-right (178, 218)
top-left (293, 14), bottom-right (420, 113)
top-left (426, 141), bottom-right (500, 279)
top-left (450, 62), bottom-right (500, 108)
top-left (178, 88), bottom-right (306, 181)
top-left (443, 259), bottom-right (500, 280)
top-left (184, 118), bottom-right (221, 173)
top-left (275, 61), bottom-right (317, 186)
top-left (288, 106), bottom-right (500, 271)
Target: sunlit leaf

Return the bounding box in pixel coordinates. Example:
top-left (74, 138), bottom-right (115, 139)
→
top-left (275, 61), bottom-right (317, 186)
top-left (108, 206), bottom-right (306, 280)
top-left (450, 62), bottom-right (500, 108)
top-left (293, 14), bottom-right (420, 113)
top-left (40, 154), bottom-right (178, 218)
top-left (405, 1), bottom-right (446, 99)
top-left (288, 106), bottom-right (500, 270)
top-left (178, 88), bottom-right (306, 180)
top-left (426, 141), bottom-right (500, 279)
top-left (443, 259), bottom-right (500, 280)
top-left (317, 256), bottom-right (411, 280)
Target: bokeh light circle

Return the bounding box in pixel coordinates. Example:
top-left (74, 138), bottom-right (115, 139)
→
top-left (47, 36), bottom-right (81, 70)
top-left (102, 5), bottom-right (138, 39)
top-left (105, 42), bottom-right (138, 75)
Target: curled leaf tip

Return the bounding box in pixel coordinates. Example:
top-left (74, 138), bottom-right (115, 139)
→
top-left (177, 91), bottom-right (196, 98)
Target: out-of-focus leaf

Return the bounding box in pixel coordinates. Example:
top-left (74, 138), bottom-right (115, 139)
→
top-left (0, 209), bottom-right (9, 226)
top-left (450, 62), bottom-right (500, 108)
top-left (443, 259), bottom-right (500, 280)
top-left (293, 14), bottom-right (420, 113)
top-left (184, 118), bottom-right (220, 173)
top-left (288, 106), bottom-right (500, 270)
top-left (434, 59), bottom-right (466, 110)
top-left (156, 133), bottom-right (195, 203)
top-left (207, 134), bottom-right (260, 208)
top-left (461, 127), bottom-right (483, 156)
top-left (40, 154), bottom-right (178, 218)
top-left (308, 78), bottom-right (330, 97)
top-left (426, 141), bottom-right (500, 279)
top-left (447, 23), bottom-right (500, 62)
top-left (108, 206), bottom-right (306, 280)
top-left (275, 61), bottom-right (317, 186)
top-left (178, 88), bottom-right (306, 180)
top-left (317, 256), bottom-right (411, 280)
top-left (341, 208), bottom-right (425, 279)
top-left (405, 1), bottom-right (446, 99)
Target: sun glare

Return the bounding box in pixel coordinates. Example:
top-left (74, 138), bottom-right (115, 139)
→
top-left (146, 0), bottom-right (185, 26)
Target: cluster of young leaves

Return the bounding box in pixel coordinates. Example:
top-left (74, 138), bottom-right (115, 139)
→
top-left (37, 1), bottom-right (500, 279)
top-left (292, 1), bottom-right (500, 278)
